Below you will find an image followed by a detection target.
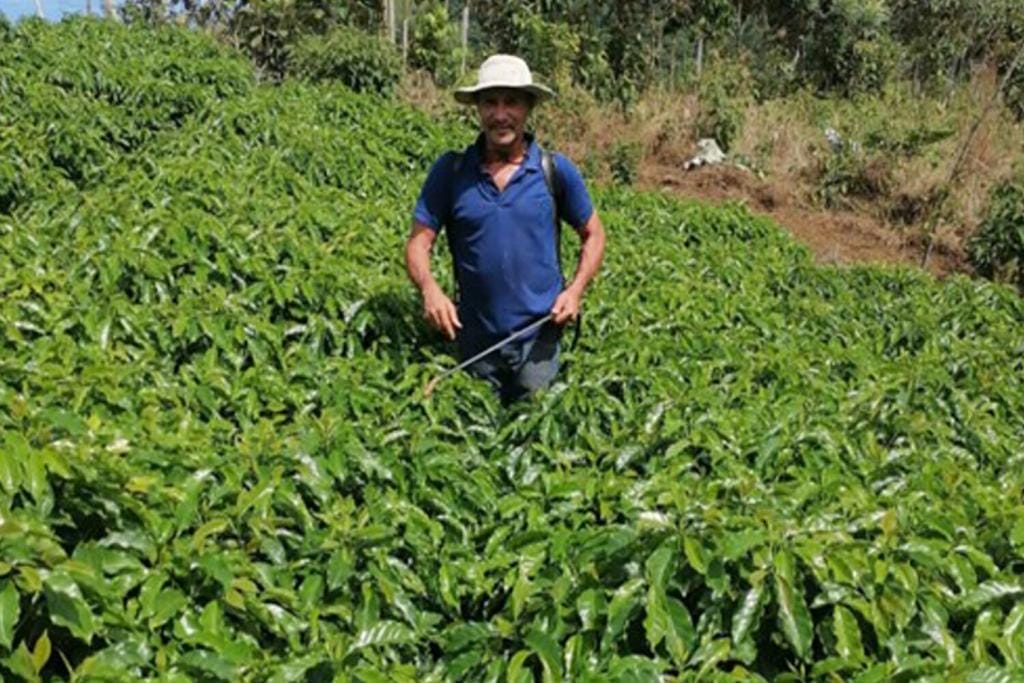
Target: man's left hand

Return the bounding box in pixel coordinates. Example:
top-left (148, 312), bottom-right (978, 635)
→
top-left (551, 287), bottom-right (582, 325)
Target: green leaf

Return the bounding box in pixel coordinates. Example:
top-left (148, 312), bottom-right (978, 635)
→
top-left (774, 573), bottom-right (812, 660)
top-left (0, 580), bottom-right (20, 650)
top-left (43, 571), bottom-right (95, 643)
top-left (4, 642), bottom-right (39, 682)
top-left (644, 587), bottom-right (669, 651)
top-left (1003, 602), bottom-right (1024, 666)
top-left (833, 605), bottom-right (864, 661)
top-left (603, 578), bottom-right (644, 651)
top-left (525, 627), bottom-right (563, 683)
top-left (961, 581), bottom-right (1024, 612)
top-left (692, 638), bottom-right (731, 680)
top-left (731, 581), bottom-right (765, 646)
top-left (150, 588), bottom-right (188, 628)
top-left (966, 667), bottom-right (1018, 683)
top-left (683, 537), bottom-right (709, 575)
top-left (664, 596), bottom-right (696, 665)
top-left (577, 589), bottom-right (606, 631)
top-left (347, 620), bottom-right (415, 655)
top-left (851, 663), bottom-right (891, 683)
top-left (31, 631), bottom-right (50, 674)
top-left (179, 649), bottom-right (238, 681)
top-left (505, 649), bottom-right (533, 683)
top-left (644, 545), bottom-right (675, 592)
top-left (0, 448), bottom-right (20, 494)
top-left (267, 654), bottom-right (322, 683)
top-left (298, 574), bottom-right (324, 612)
top-left (1010, 515), bottom-right (1024, 548)
top-left (511, 566), bottom-right (533, 621)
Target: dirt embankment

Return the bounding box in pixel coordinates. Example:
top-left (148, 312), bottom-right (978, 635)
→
top-left (639, 162), bottom-right (966, 278)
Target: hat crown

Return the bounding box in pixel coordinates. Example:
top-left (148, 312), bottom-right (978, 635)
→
top-left (477, 55), bottom-right (534, 88)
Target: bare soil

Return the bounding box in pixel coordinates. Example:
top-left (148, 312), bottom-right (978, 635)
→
top-left (638, 161), bottom-right (967, 278)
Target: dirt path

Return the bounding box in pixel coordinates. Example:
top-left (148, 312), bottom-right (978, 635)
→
top-left (639, 162), bottom-right (965, 278)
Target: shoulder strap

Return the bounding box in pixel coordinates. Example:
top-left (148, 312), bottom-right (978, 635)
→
top-left (540, 148), bottom-right (582, 350)
top-left (540, 148), bottom-right (562, 257)
top-left (541, 149), bottom-right (565, 228)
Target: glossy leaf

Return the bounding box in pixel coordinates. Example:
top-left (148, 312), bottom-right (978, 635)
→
top-left (775, 574), bottom-right (813, 661)
top-left (0, 581), bottom-right (19, 650)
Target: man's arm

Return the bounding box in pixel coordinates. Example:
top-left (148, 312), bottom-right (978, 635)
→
top-left (405, 221), bottom-right (462, 340)
top-left (551, 211), bottom-right (606, 325)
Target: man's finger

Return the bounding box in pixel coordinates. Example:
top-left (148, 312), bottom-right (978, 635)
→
top-left (440, 315), bottom-right (454, 340)
top-left (448, 302), bottom-right (463, 330)
top-left (442, 306), bottom-right (459, 340)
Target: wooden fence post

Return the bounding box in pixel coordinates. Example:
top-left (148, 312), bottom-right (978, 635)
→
top-left (384, 0), bottom-right (396, 43)
top-left (461, 4), bottom-right (470, 76)
top-left (402, 18), bottom-right (409, 64)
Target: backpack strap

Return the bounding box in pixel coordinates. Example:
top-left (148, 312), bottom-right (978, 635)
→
top-left (541, 149), bottom-right (563, 266)
top-left (541, 150), bottom-right (582, 350)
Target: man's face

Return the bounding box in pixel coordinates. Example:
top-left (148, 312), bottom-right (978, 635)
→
top-left (476, 88), bottom-right (532, 151)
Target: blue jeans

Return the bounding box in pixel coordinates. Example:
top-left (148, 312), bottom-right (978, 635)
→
top-left (466, 323), bottom-right (561, 404)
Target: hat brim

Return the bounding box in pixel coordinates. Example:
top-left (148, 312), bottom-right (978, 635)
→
top-left (453, 82), bottom-right (555, 105)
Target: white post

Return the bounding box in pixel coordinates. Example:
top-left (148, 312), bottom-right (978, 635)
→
top-left (33, 0), bottom-right (44, 18)
top-left (460, 4), bottom-right (470, 75)
top-left (402, 18), bottom-right (409, 64)
top-left (387, 0), bottom-right (397, 43)
top-left (696, 36), bottom-right (704, 79)
top-left (86, 0), bottom-right (92, 14)
top-left (103, 0), bottom-right (115, 19)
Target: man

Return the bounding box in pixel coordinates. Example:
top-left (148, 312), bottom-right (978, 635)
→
top-left (406, 54), bottom-right (606, 403)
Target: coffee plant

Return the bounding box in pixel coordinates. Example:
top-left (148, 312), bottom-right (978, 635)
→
top-left (2, 16), bottom-right (1024, 682)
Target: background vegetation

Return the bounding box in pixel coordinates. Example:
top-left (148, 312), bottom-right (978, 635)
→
top-left (107, 0), bottom-right (1024, 288)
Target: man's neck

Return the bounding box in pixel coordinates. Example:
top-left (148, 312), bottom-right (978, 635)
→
top-left (482, 135), bottom-right (528, 165)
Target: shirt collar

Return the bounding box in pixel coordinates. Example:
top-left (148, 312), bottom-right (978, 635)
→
top-left (470, 132), bottom-right (541, 173)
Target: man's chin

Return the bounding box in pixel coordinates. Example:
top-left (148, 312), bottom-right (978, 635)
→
top-left (487, 131), bottom-right (518, 148)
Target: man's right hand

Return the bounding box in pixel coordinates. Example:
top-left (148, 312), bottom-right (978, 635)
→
top-left (422, 285), bottom-right (462, 340)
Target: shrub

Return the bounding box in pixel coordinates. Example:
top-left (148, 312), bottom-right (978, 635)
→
top-left (801, 0), bottom-right (901, 95)
top-left (813, 146), bottom-right (893, 209)
top-left (410, 1), bottom-right (463, 87)
top-left (290, 25), bottom-right (401, 96)
top-left (607, 139), bottom-right (641, 186)
top-left (695, 61), bottom-right (751, 151)
top-left (968, 175), bottom-right (1024, 291)
top-left (511, 8), bottom-right (580, 89)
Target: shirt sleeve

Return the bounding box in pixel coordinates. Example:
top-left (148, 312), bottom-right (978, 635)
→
top-left (412, 152), bottom-right (456, 232)
top-left (553, 153), bottom-right (595, 230)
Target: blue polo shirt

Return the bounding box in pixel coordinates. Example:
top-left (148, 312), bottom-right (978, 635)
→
top-left (413, 133), bottom-right (594, 357)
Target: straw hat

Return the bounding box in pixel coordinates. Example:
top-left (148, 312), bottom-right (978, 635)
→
top-left (454, 55), bottom-right (556, 105)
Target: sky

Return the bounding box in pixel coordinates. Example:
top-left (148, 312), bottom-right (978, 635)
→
top-left (1, 0), bottom-right (120, 21)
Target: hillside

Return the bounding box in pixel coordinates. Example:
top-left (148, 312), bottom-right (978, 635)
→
top-left (2, 18), bottom-right (1024, 682)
